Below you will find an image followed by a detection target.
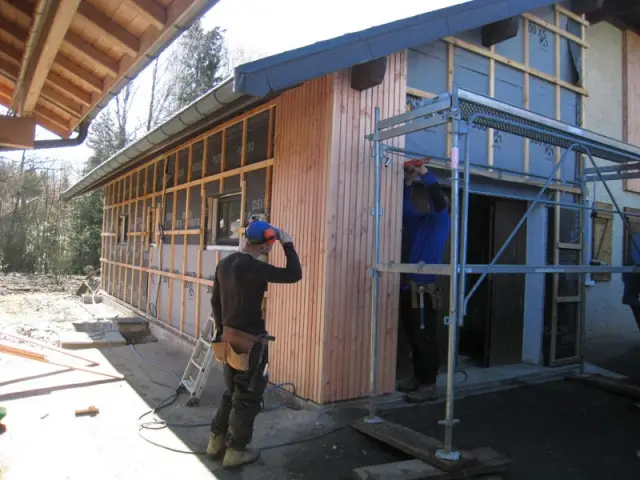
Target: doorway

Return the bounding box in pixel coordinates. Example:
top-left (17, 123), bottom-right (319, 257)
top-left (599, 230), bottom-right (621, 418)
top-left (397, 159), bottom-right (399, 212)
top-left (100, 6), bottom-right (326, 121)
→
top-left (396, 191), bottom-right (528, 385)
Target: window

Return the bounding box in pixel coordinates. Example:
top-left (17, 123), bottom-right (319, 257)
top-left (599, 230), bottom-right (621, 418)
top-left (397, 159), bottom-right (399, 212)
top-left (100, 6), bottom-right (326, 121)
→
top-left (118, 214), bottom-right (129, 244)
top-left (207, 192), bottom-right (242, 246)
top-left (591, 202), bottom-right (613, 282)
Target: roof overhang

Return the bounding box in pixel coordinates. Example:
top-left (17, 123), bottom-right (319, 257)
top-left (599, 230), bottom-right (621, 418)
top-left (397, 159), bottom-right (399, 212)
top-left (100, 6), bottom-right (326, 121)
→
top-left (0, 0), bottom-right (220, 149)
top-left (233, 0), bottom-right (558, 97)
top-left (574, 0), bottom-right (640, 34)
top-left (60, 77), bottom-right (264, 200)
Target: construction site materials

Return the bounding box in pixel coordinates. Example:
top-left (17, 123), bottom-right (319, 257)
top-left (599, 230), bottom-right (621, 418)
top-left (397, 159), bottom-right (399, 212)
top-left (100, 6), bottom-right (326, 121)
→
top-left (0, 329), bottom-right (98, 366)
top-left (58, 330), bottom-right (126, 349)
top-left (351, 418), bottom-right (510, 479)
top-left (0, 341), bottom-right (124, 380)
top-left (75, 406), bottom-right (99, 417)
top-left (180, 315), bottom-right (216, 406)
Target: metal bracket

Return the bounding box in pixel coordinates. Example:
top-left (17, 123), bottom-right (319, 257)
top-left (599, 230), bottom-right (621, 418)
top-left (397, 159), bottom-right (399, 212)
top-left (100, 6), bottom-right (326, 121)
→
top-left (371, 207), bottom-right (384, 217)
top-left (363, 416), bottom-right (383, 424)
top-left (435, 449), bottom-right (461, 461)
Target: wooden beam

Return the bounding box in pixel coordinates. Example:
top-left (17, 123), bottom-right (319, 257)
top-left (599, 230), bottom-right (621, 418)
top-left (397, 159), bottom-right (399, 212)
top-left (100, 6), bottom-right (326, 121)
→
top-left (0, 23), bottom-right (102, 95)
top-left (53, 52), bottom-right (103, 92)
top-left (123, 0), bottom-right (165, 30)
top-left (13, 0), bottom-right (81, 115)
top-left (0, 115), bottom-right (35, 148)
top-left (77, 3), bottom-right (140, 57)
top-left (63, 31), bottom-right (118, 77)
top-left (0, 82), bottom-right (70, 137)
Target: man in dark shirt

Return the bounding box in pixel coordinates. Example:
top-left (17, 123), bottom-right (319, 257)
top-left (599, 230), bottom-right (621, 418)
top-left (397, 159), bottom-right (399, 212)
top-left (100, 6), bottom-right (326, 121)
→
top-left (206, 220), bottom-right (302, 468)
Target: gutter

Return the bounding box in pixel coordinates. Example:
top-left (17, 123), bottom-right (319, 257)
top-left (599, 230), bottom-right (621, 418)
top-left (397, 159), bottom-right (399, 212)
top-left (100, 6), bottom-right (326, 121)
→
top-left (60, 77), bottom-right (251, 200)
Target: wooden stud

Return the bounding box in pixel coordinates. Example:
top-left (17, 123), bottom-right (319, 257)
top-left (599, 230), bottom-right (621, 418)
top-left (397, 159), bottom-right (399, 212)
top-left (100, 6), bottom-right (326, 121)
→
top-left (446, 42), bottom-right (454, 156)
top-left (522, 12), bottom-right (589, 47)
top-left (180, 144), bottom-right (193, 333)
top-left (168, 153), bottom-right (178, 328)
top-left (444, 36), bottom-right (588, 96)
top-left (555, 5), bottom-right (590, 26)
top-left (407, 86), bottom-right (437, 99)
top-left (488, 45), bottom-right (496, 169)
top-left (523, 17), bottom-right (531, 175)
top-left (196, 134), bottom-right (208, 336)
top-left (147, 159), bottom-right (158, 314)
top-left (131, 172), bottom-right (138, 305)
top-left (267, 106), bottom-right (275, 159)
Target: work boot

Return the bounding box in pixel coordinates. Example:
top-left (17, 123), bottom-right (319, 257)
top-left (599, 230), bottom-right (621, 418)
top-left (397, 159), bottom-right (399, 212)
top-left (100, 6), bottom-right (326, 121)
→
top-left (222, 448), bottom-right (260, 469)
top-left (397, 377), bottom-right (419, 393)
top-left (405, 384), bottom-right (438, 404)
top-left (206, 433), bottom-right (226, 457)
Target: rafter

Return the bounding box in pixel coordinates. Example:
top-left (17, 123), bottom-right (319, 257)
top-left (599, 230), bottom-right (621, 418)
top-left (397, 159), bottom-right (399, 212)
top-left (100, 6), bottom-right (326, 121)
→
top-left (123, 0), bottom-right (165, 30)
top-left (0, 45), bottom-right (88, 113)
top-left (77, 3), bottom-right (140, 57)
top-left (0, 0), bottom-right (118, 77)
top-left (13, 0), bottom-right (81, 115)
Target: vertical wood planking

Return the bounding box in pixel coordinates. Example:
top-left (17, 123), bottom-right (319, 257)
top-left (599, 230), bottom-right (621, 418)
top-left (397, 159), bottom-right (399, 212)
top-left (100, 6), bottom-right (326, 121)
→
top-left (269, 75), bottom-right (334, 402)
top-left (324, 52), bottom-right (407, 402)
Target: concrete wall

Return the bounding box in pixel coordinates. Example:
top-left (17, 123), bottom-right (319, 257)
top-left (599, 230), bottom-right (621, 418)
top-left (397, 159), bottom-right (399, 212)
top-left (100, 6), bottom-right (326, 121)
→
top-left (583, 22), bottom-right (640, 342)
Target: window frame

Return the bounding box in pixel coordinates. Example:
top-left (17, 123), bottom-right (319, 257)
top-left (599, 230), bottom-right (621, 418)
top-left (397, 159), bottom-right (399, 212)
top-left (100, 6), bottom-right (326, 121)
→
top-left (206, 190), bottom-right (244, 247)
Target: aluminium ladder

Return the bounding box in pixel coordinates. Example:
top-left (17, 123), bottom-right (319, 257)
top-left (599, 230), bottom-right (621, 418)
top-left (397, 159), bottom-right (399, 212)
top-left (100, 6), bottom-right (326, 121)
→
top-left (180, 315), bottom-right (217, 406)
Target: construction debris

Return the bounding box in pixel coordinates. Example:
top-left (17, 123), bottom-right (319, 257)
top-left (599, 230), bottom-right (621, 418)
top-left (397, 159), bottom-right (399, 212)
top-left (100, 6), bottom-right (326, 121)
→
top-left (75, 406), bottom-right (99, 417)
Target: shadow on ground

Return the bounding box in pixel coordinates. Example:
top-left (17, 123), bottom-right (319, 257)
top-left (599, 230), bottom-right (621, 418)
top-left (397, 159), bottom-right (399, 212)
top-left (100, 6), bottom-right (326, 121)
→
top-left (95, 336), bottom-right (640, 480)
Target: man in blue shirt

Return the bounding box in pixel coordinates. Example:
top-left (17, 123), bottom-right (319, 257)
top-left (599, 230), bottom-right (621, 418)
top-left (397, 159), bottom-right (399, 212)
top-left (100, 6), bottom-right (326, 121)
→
top-left (399, 162), bottom-right (451, 403)
top-left (622, 231), bottom-right (640, 330)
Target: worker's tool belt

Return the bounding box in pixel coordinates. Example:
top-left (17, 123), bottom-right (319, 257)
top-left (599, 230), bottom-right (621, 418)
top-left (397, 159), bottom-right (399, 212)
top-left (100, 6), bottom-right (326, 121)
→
top-left (410, 282), bottom-right (443, 311)
top-left (211, 326), bottom-right (272, 372)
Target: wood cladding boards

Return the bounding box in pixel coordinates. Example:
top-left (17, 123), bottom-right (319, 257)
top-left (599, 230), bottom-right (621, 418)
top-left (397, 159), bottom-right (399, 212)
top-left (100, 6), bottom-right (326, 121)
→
top-left (623, 30), bottom-right (640, 193)
top-left (268, 75), bottom-right (334, 403)
top-left (323, 51), bottom-right (407, 402)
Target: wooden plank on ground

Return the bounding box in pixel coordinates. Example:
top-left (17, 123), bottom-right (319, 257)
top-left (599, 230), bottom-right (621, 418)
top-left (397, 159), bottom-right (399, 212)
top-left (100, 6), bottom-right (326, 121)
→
top-left (352, 447), bottom-right (509, 480)
top-left (566, 374), bottom-right (640, 401)
top-left (351, 418), bottom-right (476, 472)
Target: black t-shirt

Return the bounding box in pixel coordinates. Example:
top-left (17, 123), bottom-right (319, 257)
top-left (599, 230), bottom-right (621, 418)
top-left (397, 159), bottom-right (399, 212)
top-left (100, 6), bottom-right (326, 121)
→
top-left (210, 243), bottom-right (302, 335)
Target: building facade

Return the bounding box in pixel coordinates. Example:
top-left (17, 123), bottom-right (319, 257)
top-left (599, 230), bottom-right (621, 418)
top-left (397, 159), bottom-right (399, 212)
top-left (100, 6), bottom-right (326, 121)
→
top-left (64, 1), bottom-right (640, 404)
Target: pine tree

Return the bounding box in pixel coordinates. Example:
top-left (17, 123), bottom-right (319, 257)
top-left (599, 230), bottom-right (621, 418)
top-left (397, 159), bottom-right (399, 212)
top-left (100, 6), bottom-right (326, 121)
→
top-left (173, 21), bottom-right (226, 109)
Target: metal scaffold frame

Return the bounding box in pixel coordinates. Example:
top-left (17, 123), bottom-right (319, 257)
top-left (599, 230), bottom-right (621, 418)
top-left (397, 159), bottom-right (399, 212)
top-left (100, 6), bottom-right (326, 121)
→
top-left (364, 86), bottom-right (640, 461)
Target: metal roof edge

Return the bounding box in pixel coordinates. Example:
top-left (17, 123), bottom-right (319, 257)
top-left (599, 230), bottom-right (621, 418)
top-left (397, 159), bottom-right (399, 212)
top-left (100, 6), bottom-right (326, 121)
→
top-left (61, 77), bottom-right (244, 200)
top-left (82, 0), bottom-right (222, 127)
top-left (233, 0), bottom-right (557, 97)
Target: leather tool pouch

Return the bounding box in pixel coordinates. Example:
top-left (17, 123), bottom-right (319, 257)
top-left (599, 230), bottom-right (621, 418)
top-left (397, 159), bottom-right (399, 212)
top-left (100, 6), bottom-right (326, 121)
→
top-left (211, 327), bottom-right (262, 372)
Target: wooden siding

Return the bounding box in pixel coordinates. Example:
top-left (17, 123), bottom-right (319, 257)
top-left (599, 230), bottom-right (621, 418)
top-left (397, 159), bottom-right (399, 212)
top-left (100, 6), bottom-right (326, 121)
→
top-left (323, 52), bottom-right (407, 402)
top-left (268, 75), bottom-right (335, 402)
top-left (623, 30), bottom-right (640, 193)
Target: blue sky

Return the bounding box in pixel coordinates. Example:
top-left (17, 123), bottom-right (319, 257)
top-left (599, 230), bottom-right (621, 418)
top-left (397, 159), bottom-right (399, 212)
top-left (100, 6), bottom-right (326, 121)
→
top-left (2, 0), bottom-right (464, 180)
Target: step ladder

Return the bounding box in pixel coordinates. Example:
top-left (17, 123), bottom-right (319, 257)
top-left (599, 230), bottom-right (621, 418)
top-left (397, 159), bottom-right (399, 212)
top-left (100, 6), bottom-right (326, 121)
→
top-left (181, 315), bottom-right (216, 406)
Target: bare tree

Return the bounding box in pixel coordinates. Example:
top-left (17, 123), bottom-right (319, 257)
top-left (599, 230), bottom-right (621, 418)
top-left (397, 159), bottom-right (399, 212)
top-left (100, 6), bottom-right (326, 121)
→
top-left (220, 46), bottom-right (264, 79)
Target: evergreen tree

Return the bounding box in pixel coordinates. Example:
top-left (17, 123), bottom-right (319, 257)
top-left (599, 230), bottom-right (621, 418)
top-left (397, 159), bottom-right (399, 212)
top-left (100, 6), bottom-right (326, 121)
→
top-left (173, 21), bottom-right (226, 109)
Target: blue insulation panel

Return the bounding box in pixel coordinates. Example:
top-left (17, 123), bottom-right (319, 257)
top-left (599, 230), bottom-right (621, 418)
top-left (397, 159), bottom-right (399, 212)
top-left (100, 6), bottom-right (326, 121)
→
top-left (495, 17), bottom-right (525, 64)
top-left (455, 47), bottom-right (490, 167)
top-left (406, 41), bottom-right (448, 160)
top-left (493, 64), bottom-right (525, 171)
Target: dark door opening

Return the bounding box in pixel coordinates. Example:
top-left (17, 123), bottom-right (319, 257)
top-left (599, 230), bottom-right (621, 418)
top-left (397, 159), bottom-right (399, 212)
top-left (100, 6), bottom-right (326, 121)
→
top-left (396, 190), bottom-right (527, 385)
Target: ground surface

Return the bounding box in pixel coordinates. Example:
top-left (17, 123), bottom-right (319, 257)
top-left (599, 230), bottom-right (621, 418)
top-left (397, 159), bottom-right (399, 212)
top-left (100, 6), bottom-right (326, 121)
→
top-left (1, 273), bottom-right (640, 479)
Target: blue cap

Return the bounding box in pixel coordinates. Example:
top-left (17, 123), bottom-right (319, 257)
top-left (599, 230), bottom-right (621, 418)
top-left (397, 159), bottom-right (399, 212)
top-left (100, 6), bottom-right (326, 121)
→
top-left (244, 220), bottom-right (279, 245)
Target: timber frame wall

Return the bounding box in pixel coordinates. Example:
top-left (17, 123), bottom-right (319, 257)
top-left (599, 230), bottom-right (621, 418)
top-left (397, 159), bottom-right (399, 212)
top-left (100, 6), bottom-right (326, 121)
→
top-left (101, 102), bottom-right (276, 343)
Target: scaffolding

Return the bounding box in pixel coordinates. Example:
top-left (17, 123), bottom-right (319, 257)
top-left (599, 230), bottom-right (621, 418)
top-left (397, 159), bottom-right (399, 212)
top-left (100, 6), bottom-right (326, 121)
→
top-left (365, 86), bottom-right (640, 461)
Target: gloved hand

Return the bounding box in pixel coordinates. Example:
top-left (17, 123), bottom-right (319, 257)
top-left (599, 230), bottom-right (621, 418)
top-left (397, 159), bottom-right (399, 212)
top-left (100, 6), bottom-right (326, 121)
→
top-left (279, 230), bottom-right (294, 245)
